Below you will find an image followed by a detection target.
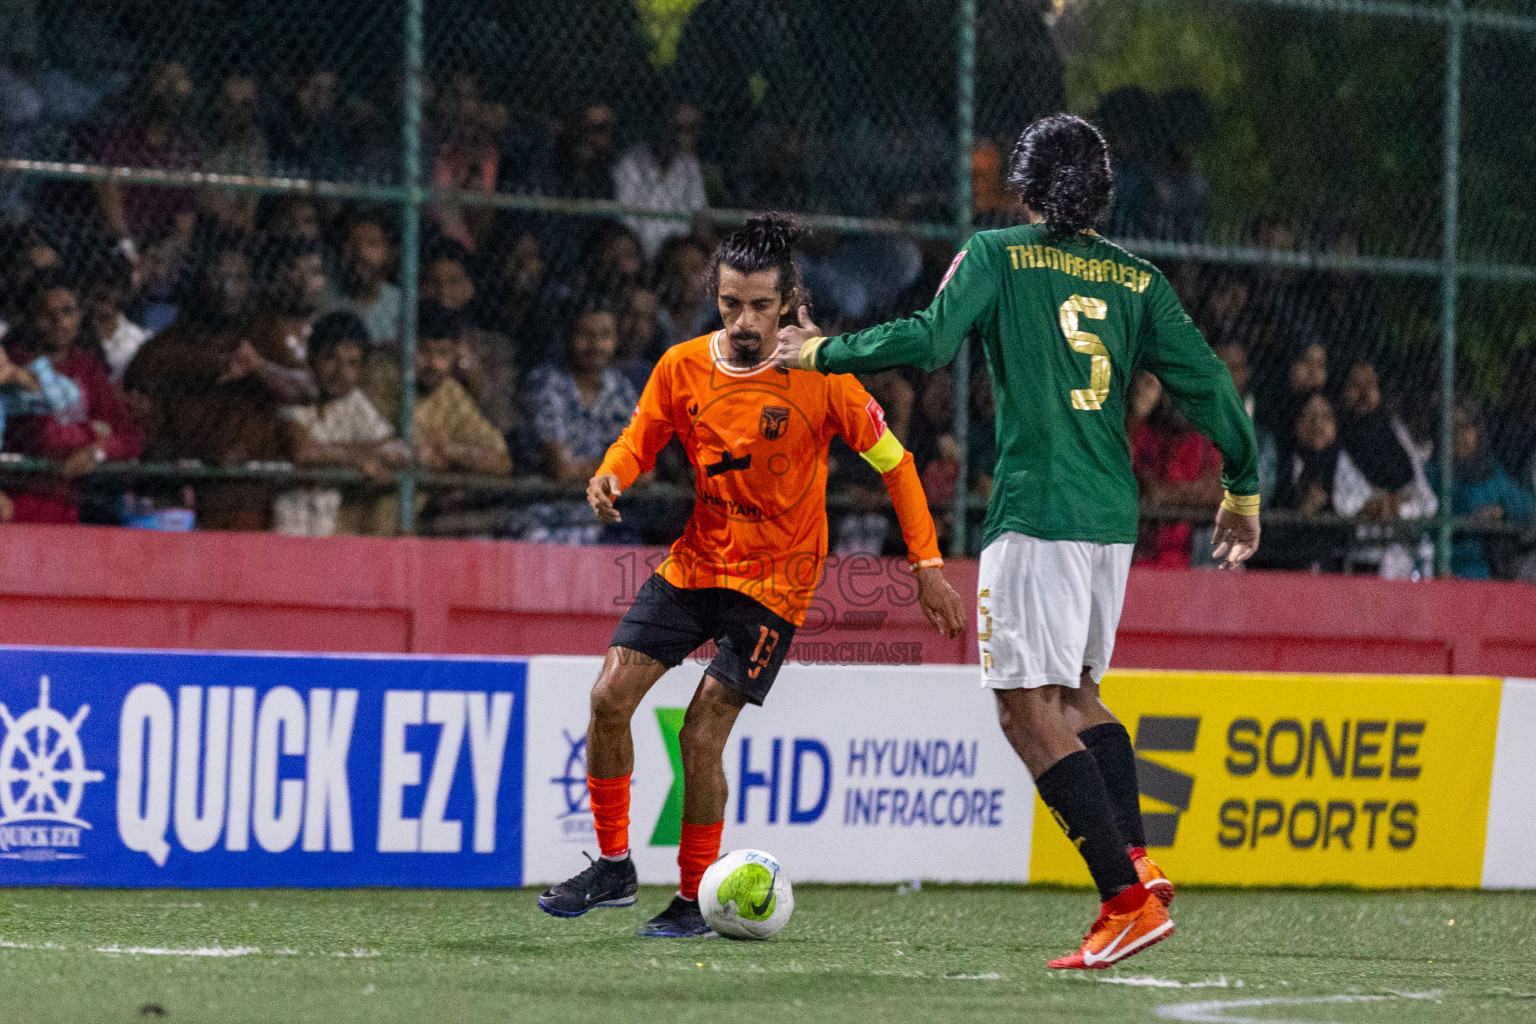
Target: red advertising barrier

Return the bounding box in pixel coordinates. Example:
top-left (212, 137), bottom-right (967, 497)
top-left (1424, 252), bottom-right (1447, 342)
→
top-left (1, 524), bottom-right (1533, 676)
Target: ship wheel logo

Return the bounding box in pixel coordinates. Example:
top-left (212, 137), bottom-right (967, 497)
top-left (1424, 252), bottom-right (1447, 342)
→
top-left (0, 676), bottom-right (106, 827)
top-left (551, 730), bottom-right (590, 818)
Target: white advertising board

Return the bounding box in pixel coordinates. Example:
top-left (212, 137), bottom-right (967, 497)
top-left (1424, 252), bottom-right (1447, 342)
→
top-left (1482, 678), bottom-right (1536, 888)
top-left (521, 656), bottom-right (1036, 886)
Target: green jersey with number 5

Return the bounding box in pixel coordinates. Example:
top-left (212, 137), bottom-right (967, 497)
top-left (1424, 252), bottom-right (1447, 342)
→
top-left (811, 223), bottom-right (1260, 547)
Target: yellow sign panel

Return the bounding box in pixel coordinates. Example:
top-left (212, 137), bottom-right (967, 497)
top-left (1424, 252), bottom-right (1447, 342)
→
top-left (1028, 671), bottom-right (1503, 888)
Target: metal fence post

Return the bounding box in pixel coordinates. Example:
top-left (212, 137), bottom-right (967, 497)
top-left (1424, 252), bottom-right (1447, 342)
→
top-left (397, 0), bottom-right (425, 534)
top-left (950, 0), bottom-right (977, 559)
top-left (1437, 0), bottom-right (1462, 576)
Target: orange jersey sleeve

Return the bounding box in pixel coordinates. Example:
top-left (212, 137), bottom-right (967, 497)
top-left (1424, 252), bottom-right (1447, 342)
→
top-left (826, 374), bottom-right (944, 569)
top-left (597, 355), bottom-right (676, 489)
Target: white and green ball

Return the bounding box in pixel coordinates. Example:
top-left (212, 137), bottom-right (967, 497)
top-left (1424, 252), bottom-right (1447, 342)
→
top-left (698, 849), bottom-right (794, 940)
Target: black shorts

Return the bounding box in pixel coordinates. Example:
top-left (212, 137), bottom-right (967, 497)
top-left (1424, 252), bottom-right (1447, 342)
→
top-left (610, 574), bottom-right (797, 705)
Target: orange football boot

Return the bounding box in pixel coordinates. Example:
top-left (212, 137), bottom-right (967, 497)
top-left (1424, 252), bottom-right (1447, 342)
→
top-left (1130, 847), bottom-right (1174, 907)
top-left (1047, 883), bottom-right (1173, 970)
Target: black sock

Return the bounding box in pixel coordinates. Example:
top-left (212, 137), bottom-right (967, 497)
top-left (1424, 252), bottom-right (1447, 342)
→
top-left (1033, 749), bottom-right (1140, 902)
top-left (1079, 722), bottom-right (1147, 852)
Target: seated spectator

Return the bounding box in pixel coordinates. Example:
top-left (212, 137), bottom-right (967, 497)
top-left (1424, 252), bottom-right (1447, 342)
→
top-left (258, 195), bottom-right (322, 243)
top-left (412, 303), bottom-right (511, 477)
top-left (517, 303), bottom-right (637, 544)
top-left (267, 67), bottom-right (346, 179)
top-left (78, 251), bottom-right (149, 381)
top-left (911, 367), bottom-right (955, 478)
top-left (419, 241), bottom-right (518, 436)
top-left (205, 72), bottom-right (268, 176)
top-left (1257, 338), bottom-right (1329, 438)
top-left (654, 235), bottom-right (717, 348)
top-left (615, 283), bottom-right (664, 394)
top-left (537, 102), bottom-right (618, 202)
top-left (0, 223), bottom-right (61, 339)
top-left (1274, 392), bottom-right (1340, 517)
top-left (123, 244), bottom-right (317, 530)
top-left (573, 220), bottom-right (645, 304)
top-left (1212, 339), bottom-right (1278, 505)
top-left (530, 102), bottom-right (620, 278)
top-left (1260, 391), bottom-right (1351, 572)
top-left (430, 78), bottom-right (503, 252)
top-left (527, 303), bottom-right (635, 484)
top-left (200, 72), bottom-right (268, 231)
top-left (799, 229), bottom-right (924, 325)
top-left (90, 60), bottom-right (200, 248)
top-left (614, 102), bottom-right (707, 260)
top-left (1334, 360), bottom-right (1434, 521)
top-left (832, 450), bottom-right (890, 557)
top-left (3, 273), bottom-right (144, 523)
top-left (324, 213), bottom-right (401, 347)
top-left (1332, 359), bottom-right (1437, 577)
top-left (273, 312), bottom-right (407, 538)
top-left (1429, 401), bottom-right (1535, 580)
top-left (1129, 373), bottom-right (1223, 567)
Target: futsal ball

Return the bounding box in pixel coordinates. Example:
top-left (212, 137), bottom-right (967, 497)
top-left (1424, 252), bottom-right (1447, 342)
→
top-left (699, 848), bottom-right (794, 940)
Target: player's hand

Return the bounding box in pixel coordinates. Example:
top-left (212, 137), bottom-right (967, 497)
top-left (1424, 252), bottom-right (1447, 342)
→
top-left (588, 472), bottom-right (623, 523)
top-left (1211, 507), bottom-right (1260, 570)
top-left (771, 306), bottom-right (823, 371)
top-left (915, 565), bottom-right (965, 639)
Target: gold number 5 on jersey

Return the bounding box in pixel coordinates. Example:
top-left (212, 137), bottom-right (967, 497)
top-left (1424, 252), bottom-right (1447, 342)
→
top-left (1060, 295), bottom-right (1110, 411)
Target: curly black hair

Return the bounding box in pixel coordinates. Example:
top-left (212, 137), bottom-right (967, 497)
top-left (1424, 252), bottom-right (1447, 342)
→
top-left (707, 211), bottom-right (807, 308)
top-left (1005, 114), bottom-right (1114, 242)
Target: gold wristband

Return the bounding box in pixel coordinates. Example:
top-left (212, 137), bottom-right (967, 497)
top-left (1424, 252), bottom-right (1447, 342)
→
top-left (1221, 491), bottom-right (1260, 516)
top-left (797, 336), bottom-right (827, 372)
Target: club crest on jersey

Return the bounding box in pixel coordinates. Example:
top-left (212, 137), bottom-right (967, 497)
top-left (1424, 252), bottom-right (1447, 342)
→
top-left (759, 405), bottom-right (791, 440)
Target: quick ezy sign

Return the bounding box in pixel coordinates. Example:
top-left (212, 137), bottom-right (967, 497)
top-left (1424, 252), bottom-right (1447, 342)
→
top-left (0, 647), bottom-right (527, 887)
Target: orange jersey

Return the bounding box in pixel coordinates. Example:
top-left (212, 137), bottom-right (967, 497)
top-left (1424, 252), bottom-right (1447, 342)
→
top-left (598, 332), bottom-right (942, 625)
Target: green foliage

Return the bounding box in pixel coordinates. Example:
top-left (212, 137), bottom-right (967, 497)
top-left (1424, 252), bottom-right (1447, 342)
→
top-left (1065, 1), bottom-right (1445, 254)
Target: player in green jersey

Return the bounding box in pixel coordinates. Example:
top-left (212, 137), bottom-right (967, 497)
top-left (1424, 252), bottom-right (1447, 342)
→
top-left (774, 114), bottom-right (1261, 969)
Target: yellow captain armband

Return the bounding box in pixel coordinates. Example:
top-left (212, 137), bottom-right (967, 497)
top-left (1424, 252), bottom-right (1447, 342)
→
top-left (858, 429), bottom-right (906, 474)
top-left (1221, 491), bottom-right (1261, 516)
top-left (797, 336), bottom-right (827, 372)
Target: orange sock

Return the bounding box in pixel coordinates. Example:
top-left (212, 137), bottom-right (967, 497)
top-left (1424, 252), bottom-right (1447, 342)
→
top-left (678, 821), bottom-right (724, 901)
top-left (587, 773), bottom-right (631, 859)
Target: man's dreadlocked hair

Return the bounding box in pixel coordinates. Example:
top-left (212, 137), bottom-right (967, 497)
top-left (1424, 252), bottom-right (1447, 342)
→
top-left (1005, 114), bottom-right (1114, 243)
top-left (707, 212), bottom-right (808, 321)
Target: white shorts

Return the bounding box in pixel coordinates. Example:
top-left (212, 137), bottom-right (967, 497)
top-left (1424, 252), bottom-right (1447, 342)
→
top-left (977, 532), bottom-right (1134, 690)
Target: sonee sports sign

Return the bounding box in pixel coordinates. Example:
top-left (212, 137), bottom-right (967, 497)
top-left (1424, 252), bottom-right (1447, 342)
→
top-left (1029, 671), bottom-right (1502, 888)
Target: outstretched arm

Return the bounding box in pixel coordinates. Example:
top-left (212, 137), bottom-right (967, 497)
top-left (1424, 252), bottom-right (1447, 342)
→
top-left (774, 236), bottom-right (1000, 375)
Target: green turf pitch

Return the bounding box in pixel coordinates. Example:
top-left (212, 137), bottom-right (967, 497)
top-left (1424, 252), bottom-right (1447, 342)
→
top-left (0, 886), bottom-right (1531, 1023)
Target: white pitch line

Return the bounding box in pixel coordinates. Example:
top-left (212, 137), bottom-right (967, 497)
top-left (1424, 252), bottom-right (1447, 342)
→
top-left (0, 938), bottom-right (378, 958)
top-left (1098, 976), bottom-right (1236, 989)
top-left (1154, 990), bottom-right (1440, 1024)
top-left (95, 945), bottom-right (262, 957)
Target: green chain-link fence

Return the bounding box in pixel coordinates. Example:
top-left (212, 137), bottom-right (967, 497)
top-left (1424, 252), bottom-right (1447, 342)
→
top-left (0, 0), bottom-right (1531, 577)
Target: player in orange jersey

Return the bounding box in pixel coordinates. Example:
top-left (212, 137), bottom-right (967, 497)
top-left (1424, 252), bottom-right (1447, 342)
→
top-left (537, 213), bottom-right (966, 936)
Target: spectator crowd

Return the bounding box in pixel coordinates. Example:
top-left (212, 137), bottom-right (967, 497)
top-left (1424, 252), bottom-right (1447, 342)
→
top-left (0, 0), bottom-right (1530, 581)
